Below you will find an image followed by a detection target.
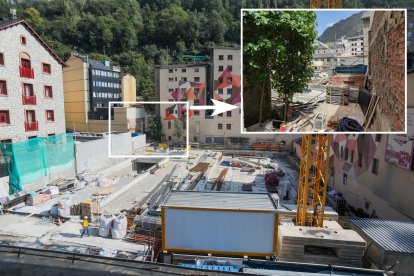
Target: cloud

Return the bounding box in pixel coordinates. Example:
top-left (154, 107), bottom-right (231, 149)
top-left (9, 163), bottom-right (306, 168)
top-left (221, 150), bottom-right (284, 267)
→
top-left (326, 21), bottom-right (338, 28)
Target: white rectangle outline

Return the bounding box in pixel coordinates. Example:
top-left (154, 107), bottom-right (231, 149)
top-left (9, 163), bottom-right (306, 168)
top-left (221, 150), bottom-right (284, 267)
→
top-left (240, 8), bottom-right (408, 135)
top-left (108, 101), bottom-right (189, 159)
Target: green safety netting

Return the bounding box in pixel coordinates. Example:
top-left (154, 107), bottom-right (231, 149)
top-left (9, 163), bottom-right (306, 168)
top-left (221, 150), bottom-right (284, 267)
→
top-left (0, 133), bottom-right (74, 194)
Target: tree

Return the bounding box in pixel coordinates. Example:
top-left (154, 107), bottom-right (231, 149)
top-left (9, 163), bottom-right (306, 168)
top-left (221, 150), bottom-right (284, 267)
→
top-left (173, 119), bottom-right (184, 139)
top-left (243, 11), bottom-right (317, 124)
top-left (146, 116), bottom-right (162, 141)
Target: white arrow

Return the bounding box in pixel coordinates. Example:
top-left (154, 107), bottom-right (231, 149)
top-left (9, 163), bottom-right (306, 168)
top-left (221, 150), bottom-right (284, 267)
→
top-left (190, 99), bottom-right (238, 116)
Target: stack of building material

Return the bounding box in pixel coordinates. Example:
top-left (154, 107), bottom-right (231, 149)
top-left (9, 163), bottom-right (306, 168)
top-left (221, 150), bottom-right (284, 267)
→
top-left (70, 199), bottom-right (100, 221)
top-left (326, 86), bottom-right (349, 105)
top-left (349, 87), bottom-right (360, 103)
top-left (134, 215), bottom-right (162, 240)
top-left (277, 225), bottom-right (366, 267)
top-left (26, 193), bottom-right (51, 206)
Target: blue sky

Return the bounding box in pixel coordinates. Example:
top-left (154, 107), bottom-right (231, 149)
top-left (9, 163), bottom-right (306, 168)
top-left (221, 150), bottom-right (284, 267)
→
top-left (315, 10), bottom-right (363, 36)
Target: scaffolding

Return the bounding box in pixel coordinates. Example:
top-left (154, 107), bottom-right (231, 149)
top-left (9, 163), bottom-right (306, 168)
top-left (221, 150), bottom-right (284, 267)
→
top-left (296, 134), bottom-right (331, 227)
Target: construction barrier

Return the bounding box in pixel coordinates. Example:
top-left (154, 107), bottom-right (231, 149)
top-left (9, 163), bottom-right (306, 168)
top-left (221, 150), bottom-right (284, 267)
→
top-left (0, 133), bottom-right (74, 193)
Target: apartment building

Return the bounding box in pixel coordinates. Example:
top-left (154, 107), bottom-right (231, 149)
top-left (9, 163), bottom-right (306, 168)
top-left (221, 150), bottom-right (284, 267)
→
top-left (155, 63), bottom-right (208, 143)
top-left (155, 47), bottom-right (241, 144)
top-left (63, 53), bottom-right (137, 133)
top-left (0, 19), bottom-right (67, 143)
top-left (342, 35), bottom-right (364, 56)
top-left (205, 47), bottom-right (241, 144)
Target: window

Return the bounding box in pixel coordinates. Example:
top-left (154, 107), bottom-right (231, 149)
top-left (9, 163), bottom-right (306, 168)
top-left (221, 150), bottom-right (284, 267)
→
top-left (358, 153), bottom-right (363, 167)
top-left (345, 148), bottom-right (349, 161)
top-left (168, 88), bottom-right (174, 92)
top-left (350, 150), bottom-right (354, 163)
top-left (228, 65), bottom-right (233, 72)
top-left (168, 121), bottom-right (171, 129)
top-left (218, 77), bottom-right (223, 83)
top-left (340, 146), bottom-right (343, 159)
top-left (218, 113), bottom-right (223, 117)
top-left (375, 134), bottom-right (381, 142)
top-left (408, 32), bottom-right (412, 38)
top-left (218, 123), bottom-right (223, 130)
top-left (194, 110), bottom-right (200, 116)
top-left (42, 63), bottom-right (51, 74)
top-left (227, 111), bottom-right (232, 117)
top-left (44, 86), bottom-right (53, 98)
top-left (343, 173), bottom-right (347, 185)
top-left (219, 55), bottom-right (224, 60)
top-left (168, 69), bottom-right (173, 73)
top-left (20, 35), bottom-right (26, 45)
top-left (194, 67), bottom-right (199, 72)
top-left (0, 110), bottom-right (10, 125)
top-left (182, 68), bottom-right (186, 73)
top-left (194, 88), bottom-right (199, 95)
top-left (194, 77), bottom-right (200, 82)
top-left (409, 23), bottom-right (414, 29)
top-left (227, 55), bottom-right (233, 60)
top-left (48, 133), bottom-right (55, 137)
top-left (227, 77), bottom-right (232, 83)
top-left (219, 65), bottom-right (224, 72)
top-left (23, 83), bottom-right (34, 96)
top-left (168, 99), bottom-right (174, 102)
top-left (0, 53), bottom-right (4, 65)
top-left (168, 136), bottom-right (171, 141)
top-left (226, 124), bottom-right (231, 130)
top-left (0, 80), bottom-right (7, 96)
top-left (181, 77), bottom-right (187, 81)
top-left (168, 77), bottom-right (174, 82)
top-left (25, 110), bottom-right (36, 122)
top-left (46, 110), bottom-right (54, 122)
top-left (372, 158), bottom-right (379, 175)
top-left (0, 139), bottom-right (12, 143)
top-left (227, 88), bottom-right (232, 95)
top-left (218, 89), bottom-right (223, 95)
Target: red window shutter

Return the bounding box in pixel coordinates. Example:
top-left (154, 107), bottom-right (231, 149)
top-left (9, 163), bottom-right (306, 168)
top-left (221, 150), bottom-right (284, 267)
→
top-left (0, 81), bottom-right (6, 95)
top-left (0, 54), bottom-right (4, 65)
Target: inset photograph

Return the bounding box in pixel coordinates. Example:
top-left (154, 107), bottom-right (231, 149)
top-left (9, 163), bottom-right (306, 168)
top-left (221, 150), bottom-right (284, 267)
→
top-left (242, 9), bottom-right (406, 133)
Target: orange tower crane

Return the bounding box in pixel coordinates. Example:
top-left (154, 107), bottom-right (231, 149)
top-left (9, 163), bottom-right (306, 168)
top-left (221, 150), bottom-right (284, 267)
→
top-left (310, 0), bottom-right (343, 8)
top-left (295, 0), bottom-right (342, 227)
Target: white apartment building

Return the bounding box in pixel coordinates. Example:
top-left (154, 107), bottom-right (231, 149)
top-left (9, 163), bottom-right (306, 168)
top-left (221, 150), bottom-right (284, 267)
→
top-left (0, 19), bottom-right (67, 143)
top-left (155, 47), bottom-right (242, 145)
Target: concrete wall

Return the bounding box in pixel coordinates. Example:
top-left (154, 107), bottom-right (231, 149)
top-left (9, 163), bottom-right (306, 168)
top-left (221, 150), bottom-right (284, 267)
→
top-left (75, 133), bottom-right (146, 173)
top-left (0, 24), bottom-right (66, 142)
top-left (368, 11), bottom-right (405, 131)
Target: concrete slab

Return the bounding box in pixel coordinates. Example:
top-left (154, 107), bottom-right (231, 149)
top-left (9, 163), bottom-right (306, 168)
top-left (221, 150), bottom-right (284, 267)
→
top-left (0, 214), bottom-right (57, 238)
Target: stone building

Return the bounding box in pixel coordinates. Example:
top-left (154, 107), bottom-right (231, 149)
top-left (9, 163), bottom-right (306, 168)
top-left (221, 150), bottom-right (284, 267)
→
top-left (0, 18), bottom-right (67, 143)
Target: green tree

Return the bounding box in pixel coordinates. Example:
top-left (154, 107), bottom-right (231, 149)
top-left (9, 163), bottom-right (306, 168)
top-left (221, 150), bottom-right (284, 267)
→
top-left (243, 11), bottom-right (317, 124)
top-left (173, 119), bottom-right (184, 139)
top-left (146, 116), bottom-right (162, 141)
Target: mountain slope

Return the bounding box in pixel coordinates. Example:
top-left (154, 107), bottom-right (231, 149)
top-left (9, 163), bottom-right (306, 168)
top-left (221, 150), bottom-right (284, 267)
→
top-left (319, 12), bottom-right (363, 43)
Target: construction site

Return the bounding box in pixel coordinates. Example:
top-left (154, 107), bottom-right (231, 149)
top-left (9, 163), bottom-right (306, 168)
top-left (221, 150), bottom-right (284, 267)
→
top-left (0, 131), bottom-right (412, 275)
top-left (243, 8), bottom-right (406, 133)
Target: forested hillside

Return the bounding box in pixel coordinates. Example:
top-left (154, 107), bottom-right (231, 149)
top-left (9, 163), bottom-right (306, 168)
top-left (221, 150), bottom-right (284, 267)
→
top-left (0, 0), bottom-right (412, 100)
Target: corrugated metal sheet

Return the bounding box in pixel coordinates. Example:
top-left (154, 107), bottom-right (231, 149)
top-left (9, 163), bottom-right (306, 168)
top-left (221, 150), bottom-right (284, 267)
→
top-left (350, 218), bottom-right (414, 253)
top-left (163, 191), bottom-right (276, 211)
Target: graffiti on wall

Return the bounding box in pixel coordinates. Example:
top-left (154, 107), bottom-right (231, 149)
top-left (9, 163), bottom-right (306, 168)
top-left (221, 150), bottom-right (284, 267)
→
top-left (385, 108), bottom-right (414, 170)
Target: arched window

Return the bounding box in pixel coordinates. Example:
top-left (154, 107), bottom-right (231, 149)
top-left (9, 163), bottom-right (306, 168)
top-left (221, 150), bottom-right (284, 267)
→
top-left (20, 52), bottom-right (31, 69)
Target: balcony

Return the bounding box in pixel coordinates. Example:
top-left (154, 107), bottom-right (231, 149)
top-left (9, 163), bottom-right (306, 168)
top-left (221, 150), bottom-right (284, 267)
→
top-left (20, 67), bottom-right (34, 78)
top-left (25, 121), bottom-right (38, 132)
top-left (22, 95), bottom-right (37, 105)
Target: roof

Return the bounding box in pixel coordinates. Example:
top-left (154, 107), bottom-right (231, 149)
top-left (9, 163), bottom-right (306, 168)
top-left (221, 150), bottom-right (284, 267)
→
top-left (163, 191), bottom-right (277, 211)
top-left (155, 63), bottom-right (208, 69)
top-left (350, 218), bottom-right (414, 254)
top-left (78, 56), bottom-right (114, 71)
top-left (0, 19), bottom-right (67, 67)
